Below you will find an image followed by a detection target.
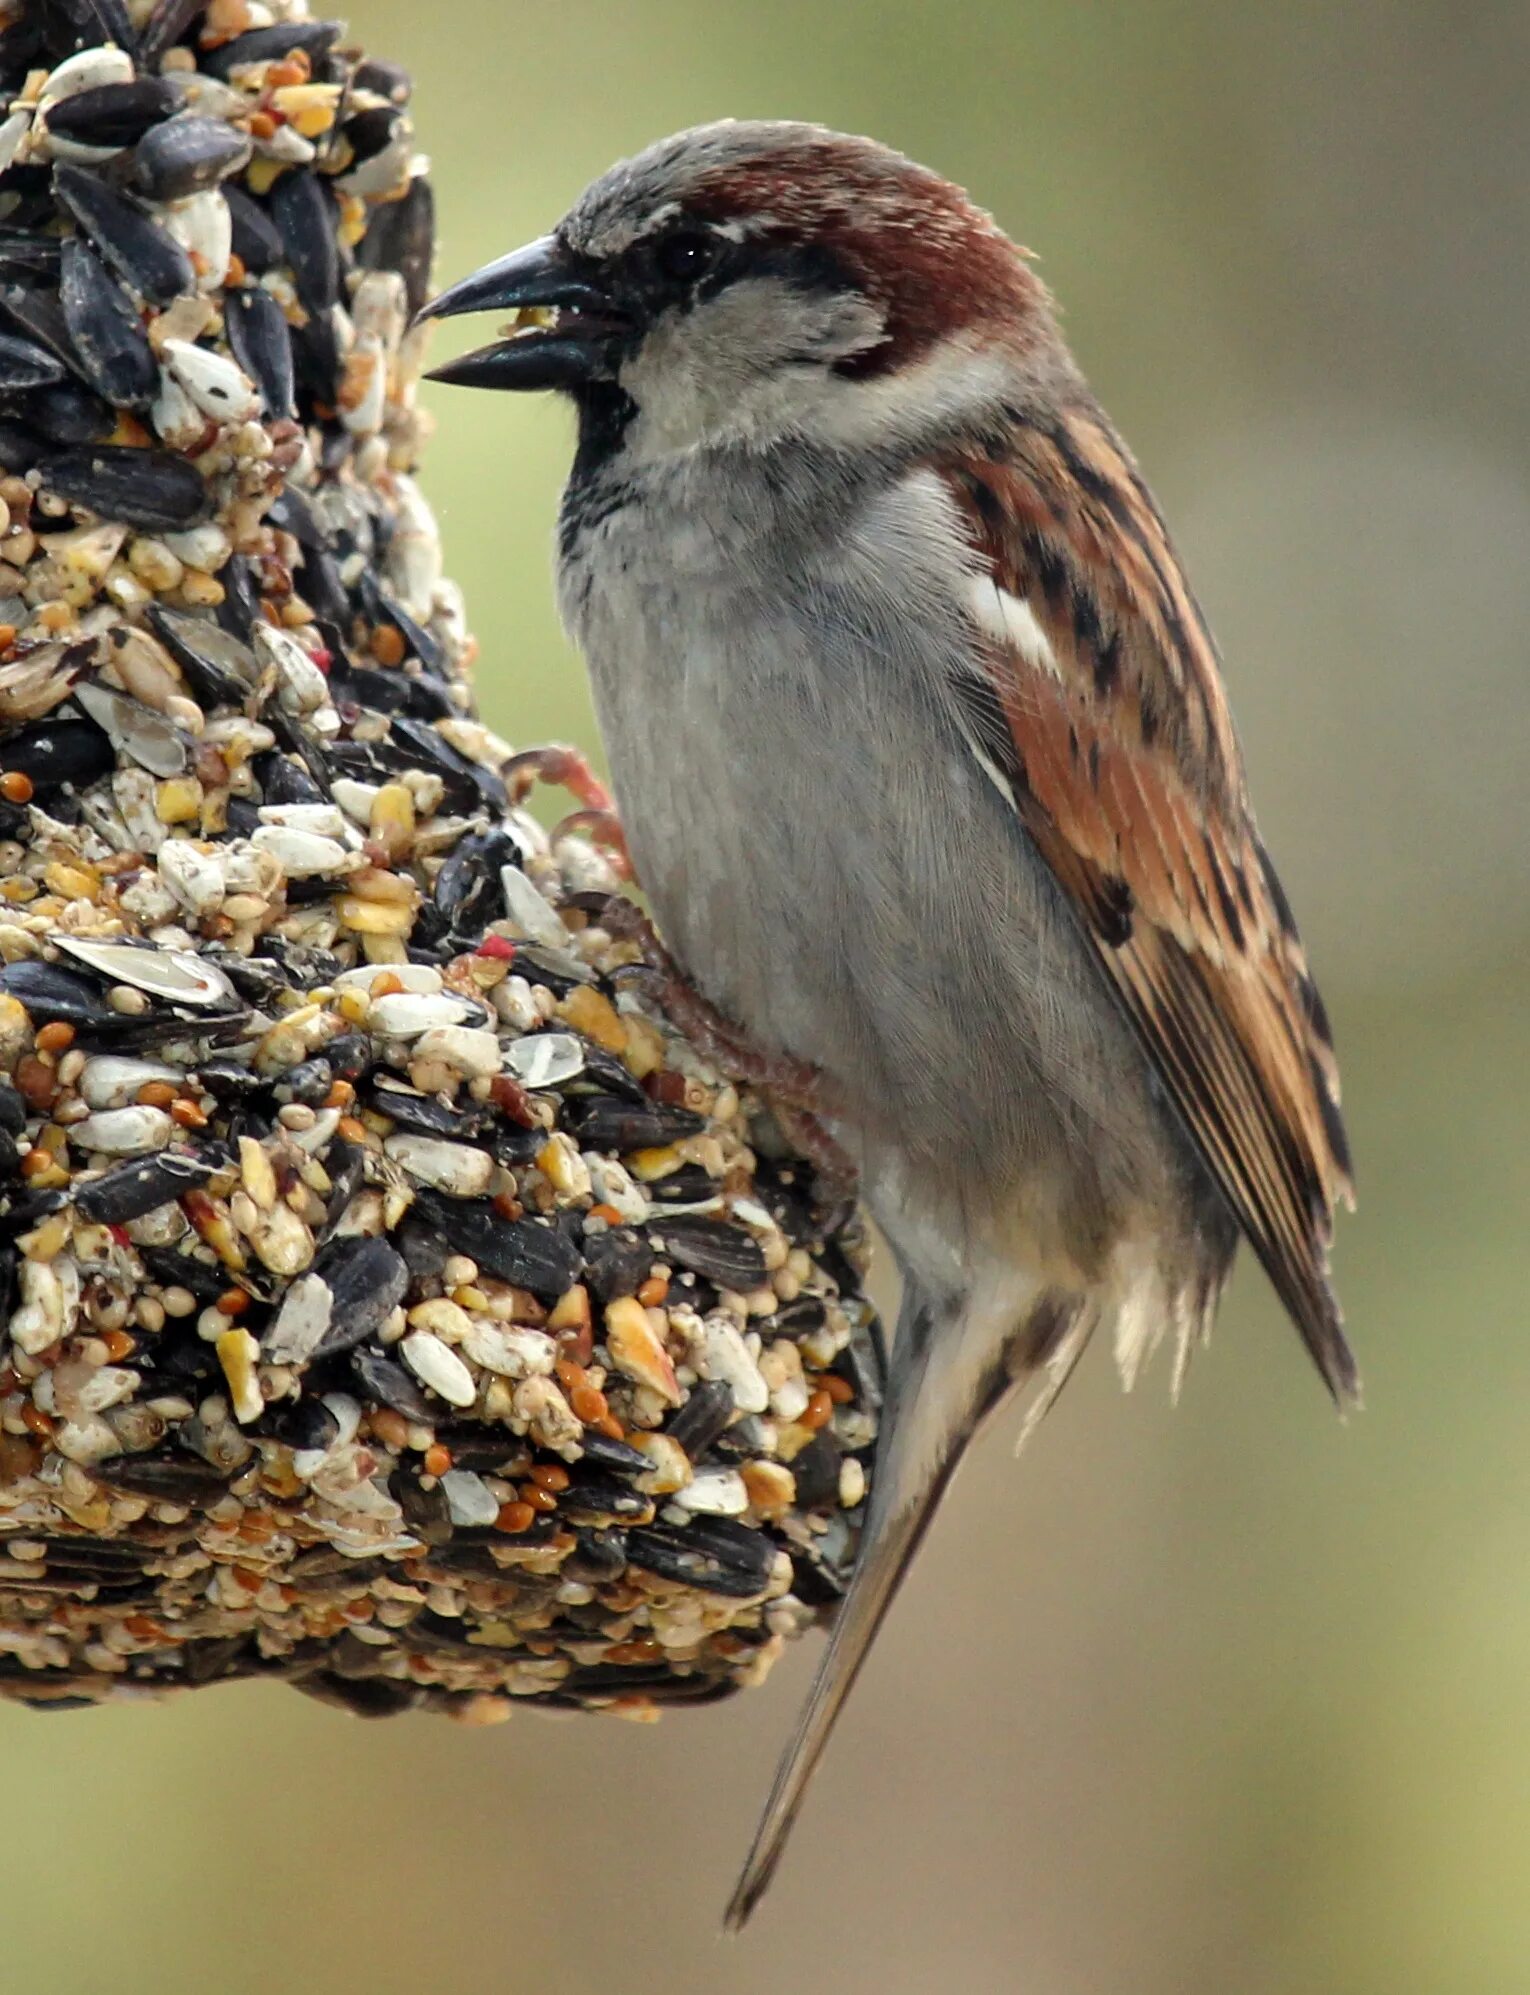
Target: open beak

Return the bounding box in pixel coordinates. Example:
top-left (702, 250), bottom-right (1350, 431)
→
top-left (415, 234), bottom-right (626, 391)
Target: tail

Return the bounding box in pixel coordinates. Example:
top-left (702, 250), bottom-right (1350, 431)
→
top-left (725, 1279), bottom-right (1090, 1930)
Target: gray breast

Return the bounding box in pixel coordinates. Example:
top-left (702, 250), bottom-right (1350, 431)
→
top-left (558, 449), bottom-right (1197, 1270)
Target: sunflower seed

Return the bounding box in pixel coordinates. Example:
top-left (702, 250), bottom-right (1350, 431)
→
top-left (504, 1032), bottom-right (584, 1091)
top-left (53, 934), bottom-right (236, 1006)
top-left (44, 443), bottom-right (208, 531)
top-left (223, 283), bottom-right (294, 418)
top-left (130, 115), bottom-right (250, 201)
top-left (44, 77), bottom-right (181, 150)
top-left (201, 19), bottom-right (343, 79)
top-left (59, 239), bottom-right (157, 409)
top-left (72, 1105), bottom-right (173, 1155)
top-left (269, 167), bottom-right (339, 317)
top-left (73, 1148), bottom-right (215, 1223)
top-left (160, 335), bottom-right (258, 423)
top-left (72, 678), bottom-right (191, 776)
top-left (400, 1329), bottom-right (475, 1409)
top-left (0, 329), bottom-right (65, 390)
top-left (384, 1134), bottom-right (494, 1199)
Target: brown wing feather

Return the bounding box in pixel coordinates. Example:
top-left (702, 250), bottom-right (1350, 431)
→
top-left (936, 409), bottom-right (1356, 1398)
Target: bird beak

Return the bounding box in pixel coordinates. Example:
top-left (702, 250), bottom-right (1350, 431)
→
top-left (415, 234), bottom-right (626, 391)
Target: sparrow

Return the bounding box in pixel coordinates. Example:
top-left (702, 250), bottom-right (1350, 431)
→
top-left (418, 120), bottom-right (1356, 1927)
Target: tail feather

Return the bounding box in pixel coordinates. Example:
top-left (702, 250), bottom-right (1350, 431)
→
top-left (725, 1280), bottom-right (1088, 1930)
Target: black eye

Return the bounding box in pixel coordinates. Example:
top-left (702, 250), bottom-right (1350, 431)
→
top-left (653, 228), bottom-right (721, 285)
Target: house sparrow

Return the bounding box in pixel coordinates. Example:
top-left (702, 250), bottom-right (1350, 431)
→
top-left (419, 120), bottom-right (1355, 1926)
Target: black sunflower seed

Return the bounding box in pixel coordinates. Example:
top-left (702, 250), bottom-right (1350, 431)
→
top-left (647, 1215), bottom-right (769, 1290)
top-left (138, 0), bottom-right (209, 69)
top-left (557, 1470), bottom-right (654, 1525)
top-left (0, 419), bottom-right (43, 471)
top-left (664, 1378), bottom-right (737, 1460)
top-left (130, 114), bottom-right (251, 201)
top-left (350, 1349), bottom-right (436, 1423)
top-left (45, 441), bottom-right (208, 531)
top-left (581, 1225), bottom-right (652, 1304)
top-left (356, 171), bottom-right (432, 315)
top-left (37, 0), bottom-right (137, 64)
top-left (305, 1236), bottom-right (409, 1360)
top-left (267, 1397), bottom-right (340, 1452)
top-left (269, 166), bottom-right (339, 316)
top-left (201, 17), bottom-right (342, 78)
top-left (59, 237), bottom-right (157, 409)
top-left (145, 603), bottom-right (254, 704)
top-left (73, 1148), bottom-right (217, 1224)
top-left (411, 1187), bottom-right (584, 1299)
top-left (0, 1082), bottom-right (25, 1136)
top-left (570, 1098), bottom-right (707, 1154)
top-left (575, 1430), bottom-right (656, 1479)
top-left (788, 1430), bottom-right (843, 1512)
top-left (15, 376), bottom-right (113, 445)
top-left (45, 76), bottom-right (182, 149)
top-left (352, 56), bottom-right (412, 105)
top-left (251, 748), bottom-right (324, 808)
top-left (0, 275), bottom-right (83, 375)
top-left (0, 327), bottom-right (64, 390)
top-left (91, 1450), bottom-right (231, 1502)
top-left (0, 227), bottom-right (62, 281)
top-left (54, 164), bottom-right (195, 307)
top-left (626, 1517), bottom-right (776, 1599)
top-left (341, 105), bottom-right (401, 169)
top-left (220, 283), bottom-right (294, 418)
top-left (223, 183), bottom-right (284, 274)
top-left (0, 958), bottom-right (134, 1029)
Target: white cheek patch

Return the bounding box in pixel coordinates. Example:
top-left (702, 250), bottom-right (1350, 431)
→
top-left (966, 578), bottom-right (1061, 681)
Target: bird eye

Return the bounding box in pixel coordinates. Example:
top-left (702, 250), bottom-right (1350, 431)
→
top-left (653, 228), bottom-right (720, 285)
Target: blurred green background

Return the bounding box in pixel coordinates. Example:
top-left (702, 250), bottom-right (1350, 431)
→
top-left (6, 4), bottom-right (1528, 1991)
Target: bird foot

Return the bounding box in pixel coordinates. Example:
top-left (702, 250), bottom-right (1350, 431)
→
top-left (550, 806), bottom-right (633, 881)
top-left (503, 745), bottom-right (632, 880)
top-left (598, 894), bottom-right (859, 1202)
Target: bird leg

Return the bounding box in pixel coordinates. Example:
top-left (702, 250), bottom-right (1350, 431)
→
top-left (599, 894), bottom-right (859, 1204)
top-left (503, 744), bottom-right (633, 878)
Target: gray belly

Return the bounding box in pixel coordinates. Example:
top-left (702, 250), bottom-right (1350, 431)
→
top-left (560, 487), bottom-right (1201, 1284)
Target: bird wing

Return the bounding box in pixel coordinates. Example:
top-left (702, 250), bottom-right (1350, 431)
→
top-left (932, 405), bottom-right (1356, 1398)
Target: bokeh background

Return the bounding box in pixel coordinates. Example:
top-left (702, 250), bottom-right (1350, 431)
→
top-left (6, 4), bottom-right (1528, 1991)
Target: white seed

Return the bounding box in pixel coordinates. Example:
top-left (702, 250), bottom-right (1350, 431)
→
top-left (254, 622), bottom-right (329, 715)
top-left (72, 1106), bottom-right (173, 1156)
top-left (263, 1272), bottom-right (333, 1364)
top-left (150, 373), bottom-right (210, 452)
top-left (331, 961), bottom-right (442, 995)
top-left (255, 801), bottom-right (348, 838)
top-left (699, 1315), bottom-right (770, 1415)
top-left (250, 824), bottom-right (352, 878)
top-left (79, 1055), bottom-right (181, 1111)
top-left (368, 991), bottom-right (472, 1037)
top-left (505, 1031), bottom-right (584, 1090)
top-left (672, 1468), bottom-right (749, 1517)
top-left (384, 1134), bottom-right (494, 1198)
top-left (459, 1320), bottom-right (556, 1379)
top-left (162, 191), bottom-right (231, 293)
top-left (162, 338), bottom-right (260, 424)
top-left (499, 865), bottom-right (567, 948)
top-left (161, 522), bottom-right (231, 571)
top-left (411, 1025), bottom-right (500, 1079)
top-left (440, 1469), bottom-right (500, 1529)
top-left (401, 1329), bottom-right (476, 1408)
top-left (38, 46), bottom-right (135, 114)
top-left (331, 778), bottom-right (382, 824)
top-left (155, 836), bottom-right (226, 916)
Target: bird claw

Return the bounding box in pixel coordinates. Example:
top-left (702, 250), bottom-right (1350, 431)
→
top-left (598, 894), bottom-right (859, 1203)
top-left (550, 806), bottom-right (634, 881)
top-left (504, 742), bottom-right (617, 817)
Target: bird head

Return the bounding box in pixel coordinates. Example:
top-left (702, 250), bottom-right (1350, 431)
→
top-left (417, 120), bottom-right (1055, 465)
